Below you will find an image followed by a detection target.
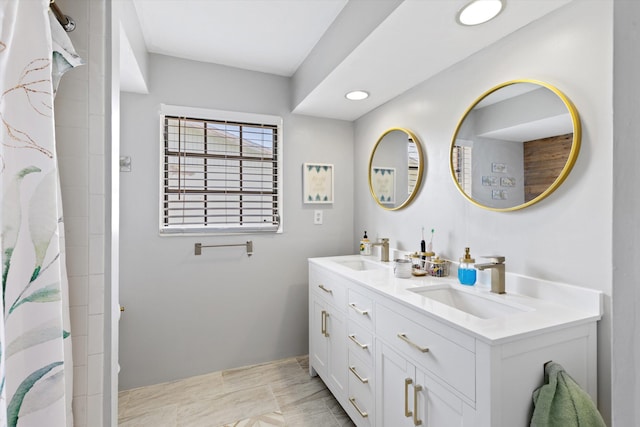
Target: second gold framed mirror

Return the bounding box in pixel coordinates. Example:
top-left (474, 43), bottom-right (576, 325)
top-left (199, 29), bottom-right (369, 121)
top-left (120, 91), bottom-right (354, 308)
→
top-left (450, 79), bottom-right (581, 211)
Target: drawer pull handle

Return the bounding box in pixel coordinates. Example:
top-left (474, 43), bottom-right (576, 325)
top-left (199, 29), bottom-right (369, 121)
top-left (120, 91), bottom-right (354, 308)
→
top-left (321, 310), bottom-right (329, 337)
top-left (318, 284), bottom-right (333, 294)
top-left (404, 378), bottom-right (413, 418)
top-left (397, 333), bottom-right (429, 353)
top-left (349, 365), bottom-right (369, 384)
top-left (349, 397), bottom-right (368, 418)
top-left (348, 334), bottom-right (368, 349)
top-left (349, 303), bottom-right (369, 316)
top-left (414, 384), bottom-right (423, 426)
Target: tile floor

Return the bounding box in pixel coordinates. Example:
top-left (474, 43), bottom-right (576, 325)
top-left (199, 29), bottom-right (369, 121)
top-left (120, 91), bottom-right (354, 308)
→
top-left (118, 355), bottom-right (356, 427)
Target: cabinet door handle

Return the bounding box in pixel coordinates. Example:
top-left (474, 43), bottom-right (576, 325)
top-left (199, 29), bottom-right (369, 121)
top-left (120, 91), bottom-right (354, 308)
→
top-left (321, 310), bottom-right (329, 337)
top-left (318, 284), bottom-right (333, 294)
top-left (349, 303), bottom-right (369, 316)
top-left (413, 384), bottom-right (423, 426)
top-left (404, 378), bottom-right (413, 418)
top-left (348, 334), bottom-right (368, 349)
top-left (349, 397), bottom-right (369, 418)
top-left (349, 365), bottom-right (369, 384)
top-left (397, 333), bottom-right (429, 353)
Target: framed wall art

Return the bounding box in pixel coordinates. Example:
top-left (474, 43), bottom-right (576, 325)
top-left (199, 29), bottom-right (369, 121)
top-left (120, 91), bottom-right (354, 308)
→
top-left (303, 163), bottom-right (334, 203)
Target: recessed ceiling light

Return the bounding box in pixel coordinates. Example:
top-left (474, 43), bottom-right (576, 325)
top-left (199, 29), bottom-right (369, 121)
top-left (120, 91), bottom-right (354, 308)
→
top-left (457, 0), bottom-right (504, 26)
top-left (345, 90), bottom-right (369, 101)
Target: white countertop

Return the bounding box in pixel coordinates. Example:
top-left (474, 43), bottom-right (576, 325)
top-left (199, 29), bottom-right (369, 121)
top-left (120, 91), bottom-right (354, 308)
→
top-left (309, 255), bottom-right (603, 344)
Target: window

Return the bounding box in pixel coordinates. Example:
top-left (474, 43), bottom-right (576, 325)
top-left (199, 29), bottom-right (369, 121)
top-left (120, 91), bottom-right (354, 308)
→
top-left (452, 144), bottom-right (472, 195)
top-left (160, 105), bottom-right (282, 234)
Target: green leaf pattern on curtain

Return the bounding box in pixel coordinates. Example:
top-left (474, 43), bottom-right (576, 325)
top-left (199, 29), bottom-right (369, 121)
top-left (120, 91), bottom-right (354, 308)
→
top-left (0, 0), bottom-right (76, 425)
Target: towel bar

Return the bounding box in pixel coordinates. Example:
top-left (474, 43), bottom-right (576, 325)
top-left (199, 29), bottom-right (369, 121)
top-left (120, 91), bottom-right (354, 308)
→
top-left (194, 241), bottom-right (253, 256)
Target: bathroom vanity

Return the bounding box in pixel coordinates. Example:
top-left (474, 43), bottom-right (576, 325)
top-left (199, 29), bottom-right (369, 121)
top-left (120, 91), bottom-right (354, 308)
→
top-left (308, 255), bottom-right (602, 427)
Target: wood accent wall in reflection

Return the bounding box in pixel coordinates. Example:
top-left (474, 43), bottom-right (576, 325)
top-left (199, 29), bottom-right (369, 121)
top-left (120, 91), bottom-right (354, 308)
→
top-left (523, 133), bottom-right (573, 202)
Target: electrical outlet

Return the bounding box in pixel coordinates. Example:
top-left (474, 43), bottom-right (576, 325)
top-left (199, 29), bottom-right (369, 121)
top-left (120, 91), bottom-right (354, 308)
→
top-left (314, 210), bottom-right (323, 225)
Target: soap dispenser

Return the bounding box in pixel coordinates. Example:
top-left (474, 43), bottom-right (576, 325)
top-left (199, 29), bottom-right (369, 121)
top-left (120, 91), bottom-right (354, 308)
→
top-left (360, 231), bottom-right (371, 256)
top-left (458, 247), bottom-right (477, 285)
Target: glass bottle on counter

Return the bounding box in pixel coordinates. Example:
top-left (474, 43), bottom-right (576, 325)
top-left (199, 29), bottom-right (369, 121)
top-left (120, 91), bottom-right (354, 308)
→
top-left (458, 247), bottom-right (477, 285)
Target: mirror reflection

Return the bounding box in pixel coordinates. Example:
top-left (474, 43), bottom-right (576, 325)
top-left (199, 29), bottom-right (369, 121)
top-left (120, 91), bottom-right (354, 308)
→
top-left (450, 80), bottom-right (581, 211)
top-left (369, 128), bottom-right (424, 210)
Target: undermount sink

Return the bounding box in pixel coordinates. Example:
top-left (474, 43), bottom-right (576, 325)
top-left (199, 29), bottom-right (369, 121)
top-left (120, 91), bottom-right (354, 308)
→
top-left (409, 286), bottom-right (533, 319)
top-left (336, 259), bottom-right (388, 271)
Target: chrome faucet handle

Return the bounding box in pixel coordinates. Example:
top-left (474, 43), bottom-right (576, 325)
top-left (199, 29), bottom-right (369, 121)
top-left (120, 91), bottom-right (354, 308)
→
top-left (481, 255), bottom-right (505, 264)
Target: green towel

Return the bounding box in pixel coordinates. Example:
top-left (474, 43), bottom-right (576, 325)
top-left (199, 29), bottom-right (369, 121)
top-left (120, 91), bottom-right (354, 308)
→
top-left (531, 362), bottom-right (606, 427)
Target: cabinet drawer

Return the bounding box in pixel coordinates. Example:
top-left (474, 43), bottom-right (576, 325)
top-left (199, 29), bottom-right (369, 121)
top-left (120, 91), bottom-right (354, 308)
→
top-left (376, 304), bottom-right (476, 401)
top-left (309, 265), bottom-right (347, 309)
top-left (347, 288), bottom-right (375, 331)
top-left (348, 352), bottom-right (374, 426)
top-left (347, 319), bottom-right (374, 366)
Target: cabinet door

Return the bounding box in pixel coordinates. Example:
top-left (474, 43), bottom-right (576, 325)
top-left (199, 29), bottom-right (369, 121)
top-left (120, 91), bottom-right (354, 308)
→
top-left (377, 342), bottom-right (471, 427)
top-left (309, 295), bottom-right (328, 378)
top-left (326, 305), bottom-right (347, 400)
top-left (415, 368), bottom-right (469, 427)
top-left (376, 343), bottom-right (415, 427)
top-left (310, 293), bottom-right (347, 400)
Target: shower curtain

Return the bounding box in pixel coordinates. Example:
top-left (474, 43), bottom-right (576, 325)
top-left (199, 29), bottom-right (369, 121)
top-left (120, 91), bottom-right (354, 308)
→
top-left (0, 0), bottom-right (83, 425)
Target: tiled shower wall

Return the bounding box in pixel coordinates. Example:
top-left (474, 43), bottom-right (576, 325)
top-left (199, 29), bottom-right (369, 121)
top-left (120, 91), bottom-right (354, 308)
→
top-left (54, 0), bottom-right (107, 426)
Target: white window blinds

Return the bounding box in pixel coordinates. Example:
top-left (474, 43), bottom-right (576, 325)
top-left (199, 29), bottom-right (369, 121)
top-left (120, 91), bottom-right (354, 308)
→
top-left (452, 145), bottom-right (472, 195)
top-left (160, 107), bottom-right (282, 234)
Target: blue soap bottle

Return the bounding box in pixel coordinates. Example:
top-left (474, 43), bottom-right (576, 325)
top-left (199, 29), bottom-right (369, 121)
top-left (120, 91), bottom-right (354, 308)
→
top-left (458, 247), bottom-right (477, 286)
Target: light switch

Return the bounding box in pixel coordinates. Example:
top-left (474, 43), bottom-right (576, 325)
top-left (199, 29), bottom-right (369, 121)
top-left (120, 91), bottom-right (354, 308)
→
top-left (314, 210), bottom-right (323, 225)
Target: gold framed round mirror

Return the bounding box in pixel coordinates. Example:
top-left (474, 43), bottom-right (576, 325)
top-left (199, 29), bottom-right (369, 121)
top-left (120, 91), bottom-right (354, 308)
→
top-left (368, 128), bottom-right (424, 210)
top-left (449, 79), bottom-right (581, 211)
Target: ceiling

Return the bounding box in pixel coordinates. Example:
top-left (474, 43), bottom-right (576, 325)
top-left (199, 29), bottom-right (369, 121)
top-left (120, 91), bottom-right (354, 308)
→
top-left (123, 0), bottom-right (573, 121)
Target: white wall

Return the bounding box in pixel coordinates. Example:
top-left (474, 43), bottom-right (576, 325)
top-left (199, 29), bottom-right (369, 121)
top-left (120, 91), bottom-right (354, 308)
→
top-left (353, 1), bottom-right (612, 423)
top-left (612, 1), bottom-right (640, 425)
top-left (118, 54), bottom-right (355, 389)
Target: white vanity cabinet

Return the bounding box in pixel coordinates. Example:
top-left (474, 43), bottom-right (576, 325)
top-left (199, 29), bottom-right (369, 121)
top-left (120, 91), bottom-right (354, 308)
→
top-left (309, 257), bottom-right (601, 427)
top-left (309, 265), bottom-right (348, 401)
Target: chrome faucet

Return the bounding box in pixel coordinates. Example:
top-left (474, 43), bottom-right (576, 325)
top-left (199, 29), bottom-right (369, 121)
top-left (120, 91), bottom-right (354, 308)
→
top-left (475, 256), bottom-right (506, 294)
top-left (371, 238), bottom-right (390, 262)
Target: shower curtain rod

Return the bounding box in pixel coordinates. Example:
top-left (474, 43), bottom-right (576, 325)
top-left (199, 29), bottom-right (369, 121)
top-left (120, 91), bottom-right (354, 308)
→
top-left (49, 0), bottom-right (75, 32)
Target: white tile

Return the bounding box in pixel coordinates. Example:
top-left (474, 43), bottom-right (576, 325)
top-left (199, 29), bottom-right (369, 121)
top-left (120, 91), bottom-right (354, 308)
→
top-left (89, 0), bottom-right (105, 35)
top-left (70, 305), bottom-right (88, 336)
top-left (89, 66), bottom-right (105, 117)
top-left (54, 75), bottom-right (89, 103)
top-left (89, 235), bottom-right (104, 275)
top-left (54, 125), bottom-right (89, 158)
top-left (72, 395), bottom-right (88, 427)
top-left (89, 274), bottom-right (105, 315)
top-left (87, 393), bottom-right (104, 427)
top-left (61, 187), bottom-right (89, 217)
top-left (74, 365), bottom-right (88, 396)
top-left (72, 334), bottom-right (88, 365)
top-left (55, 98), bottom-right (89, 129)
top-left (65, 245), bottom-right (89, 277)
top-left (68, 274), bottom-right (89, 307)
top-left (58, 155), bottom-right (89, 188)
top-left (87, 314), bottom-right (104, 355)
top-left (64, 216), bottom-right (89, 249)
top-left (89, 154), bottom-right (105, 195)
top-left (89, 195), bottom-right (105, 235)
top-left (88, 353), bottom-right (104, 395)
top-left (89, 114), bottom-right (105, 156)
